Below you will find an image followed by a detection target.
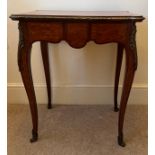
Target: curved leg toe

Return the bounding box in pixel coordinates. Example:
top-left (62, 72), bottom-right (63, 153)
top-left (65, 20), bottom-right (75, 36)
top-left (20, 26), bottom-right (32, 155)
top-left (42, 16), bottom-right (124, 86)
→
top-left (114, 107), bottom-right (119, 112)
top-left (30, 130), bottom-right (38, 143)
top-left (47, 103), bottom-right (52, 109)
top-left (118, 135), bottom-right (126, 147)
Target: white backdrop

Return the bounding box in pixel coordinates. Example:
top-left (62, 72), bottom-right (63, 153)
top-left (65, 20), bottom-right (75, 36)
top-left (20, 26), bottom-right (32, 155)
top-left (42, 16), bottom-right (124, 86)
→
top-left (7, 0), bottom-right (148, 104)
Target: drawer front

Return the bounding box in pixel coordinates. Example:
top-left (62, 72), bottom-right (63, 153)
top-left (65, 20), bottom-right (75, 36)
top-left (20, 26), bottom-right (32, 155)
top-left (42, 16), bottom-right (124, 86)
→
top-left (26, 21), bottom-right (129, 47)
top-left (27, 22), bottom-right (63, 43)
top-left (64, 23), bottom-right (89, 48)
top-left (91, 23), bottom-right (128, 44)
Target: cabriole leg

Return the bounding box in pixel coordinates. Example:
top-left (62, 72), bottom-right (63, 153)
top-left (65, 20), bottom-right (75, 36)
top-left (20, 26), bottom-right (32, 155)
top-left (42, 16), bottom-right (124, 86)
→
top-left (118, 44), bottom-right (137, 147)
top-left (18, 29), bottom-right (38, 142)
top-left (114, 43), bottom-right (123, 112)
top-left (40, 41), bottom-right (52, 109)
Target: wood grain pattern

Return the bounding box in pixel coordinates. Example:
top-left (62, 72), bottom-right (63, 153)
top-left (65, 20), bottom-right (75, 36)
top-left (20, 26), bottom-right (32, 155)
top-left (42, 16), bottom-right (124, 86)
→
top-left (65, 23), bottom-right (89, 48)
top-left (27, 22), bottom-right (63, 43)
top-left (26, 21), bottom-right (130, 48)
top-left (91, 23), bottom-right (128, 44)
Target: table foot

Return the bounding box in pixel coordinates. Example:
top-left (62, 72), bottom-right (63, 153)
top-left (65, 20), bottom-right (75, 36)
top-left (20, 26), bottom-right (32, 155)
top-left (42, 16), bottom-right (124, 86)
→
top-left (30, 130), bottom-right (38, 143)
top-left (47, 103), bottom-right (52, 109)
top-left (118, 135), bottom-right (126, 147)
top-left (114, 107), bottom-right (119, 112)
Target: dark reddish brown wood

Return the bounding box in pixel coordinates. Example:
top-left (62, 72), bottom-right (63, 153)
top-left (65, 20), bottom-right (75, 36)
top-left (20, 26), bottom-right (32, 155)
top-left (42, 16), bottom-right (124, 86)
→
top-left (40, 41), bottom-right (52, 109)
top-left (18, 22), bottom-right (38, 142)
top-left (10, 10), bottom-right (144, 22)
top-left (114, 43), bottom-right (124, 112)
top-left (10, 11), bottom-right (144, 147)
top-left (27, 22), bottom-right (63, 43)
top-left (91, 23), bottom-right (128, 44)
top-left (118, 47), bottom-right (136, 146)
top-left (118, 21), bottom-right (138, 147)
top-left (65, 23), bottom-right (89, 48)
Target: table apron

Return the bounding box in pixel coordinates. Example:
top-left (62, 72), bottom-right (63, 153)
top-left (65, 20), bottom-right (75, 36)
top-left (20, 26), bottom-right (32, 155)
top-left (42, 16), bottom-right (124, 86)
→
top-left (25, 21), bottom-right (129, 48)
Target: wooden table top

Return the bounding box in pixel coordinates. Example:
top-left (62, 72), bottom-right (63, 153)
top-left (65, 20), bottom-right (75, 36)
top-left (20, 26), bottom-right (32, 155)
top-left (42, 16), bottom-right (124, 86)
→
top-left (10, 10), bottom-right (144, 21)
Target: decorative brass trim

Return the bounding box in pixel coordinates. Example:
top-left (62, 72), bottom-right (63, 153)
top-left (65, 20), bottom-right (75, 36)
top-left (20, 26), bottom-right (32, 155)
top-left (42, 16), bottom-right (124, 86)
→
top-left (18, 22), bottom-right (24, 71)
top-left (18, 22), bottom-right (24, 49)
top-left (129, 21), bottom-right (138, 70)
top-left (129, 22), bottom-right (136, 50)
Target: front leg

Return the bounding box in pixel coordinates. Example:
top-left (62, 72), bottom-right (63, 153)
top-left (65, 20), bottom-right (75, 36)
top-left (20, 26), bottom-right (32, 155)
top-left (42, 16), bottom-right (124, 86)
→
top-left (18, 22), bottom-right (38, 142)
top-left (118, 22), bottom-right (137, 147)
top-left (118, 49), bottom-right (136, 146)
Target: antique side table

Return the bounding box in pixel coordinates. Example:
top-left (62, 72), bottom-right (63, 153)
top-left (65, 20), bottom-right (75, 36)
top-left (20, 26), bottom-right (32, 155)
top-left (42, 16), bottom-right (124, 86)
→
top-left (10, 11), bottom-right (144, 147)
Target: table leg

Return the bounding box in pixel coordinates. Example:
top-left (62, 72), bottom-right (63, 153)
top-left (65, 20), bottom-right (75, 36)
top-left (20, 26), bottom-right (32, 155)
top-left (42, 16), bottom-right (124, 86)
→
top-left (114, 43), bottom-right (123, 112)
top-left (40, 41), bottom-right (52, 109)
top-left (18, 41), bottom-right (38, 142)
top-left (118, 43), bottom-right (137, 147)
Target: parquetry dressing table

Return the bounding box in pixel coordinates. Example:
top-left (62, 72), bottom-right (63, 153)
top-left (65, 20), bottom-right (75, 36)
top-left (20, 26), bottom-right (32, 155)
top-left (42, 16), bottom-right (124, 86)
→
top-left (10, 10), bottom-right (144, 147)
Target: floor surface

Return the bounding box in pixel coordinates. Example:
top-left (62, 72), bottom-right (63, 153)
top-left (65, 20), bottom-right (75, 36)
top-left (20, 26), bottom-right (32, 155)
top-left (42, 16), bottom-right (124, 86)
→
top-left (8, 104), bottom-right (147, 155)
